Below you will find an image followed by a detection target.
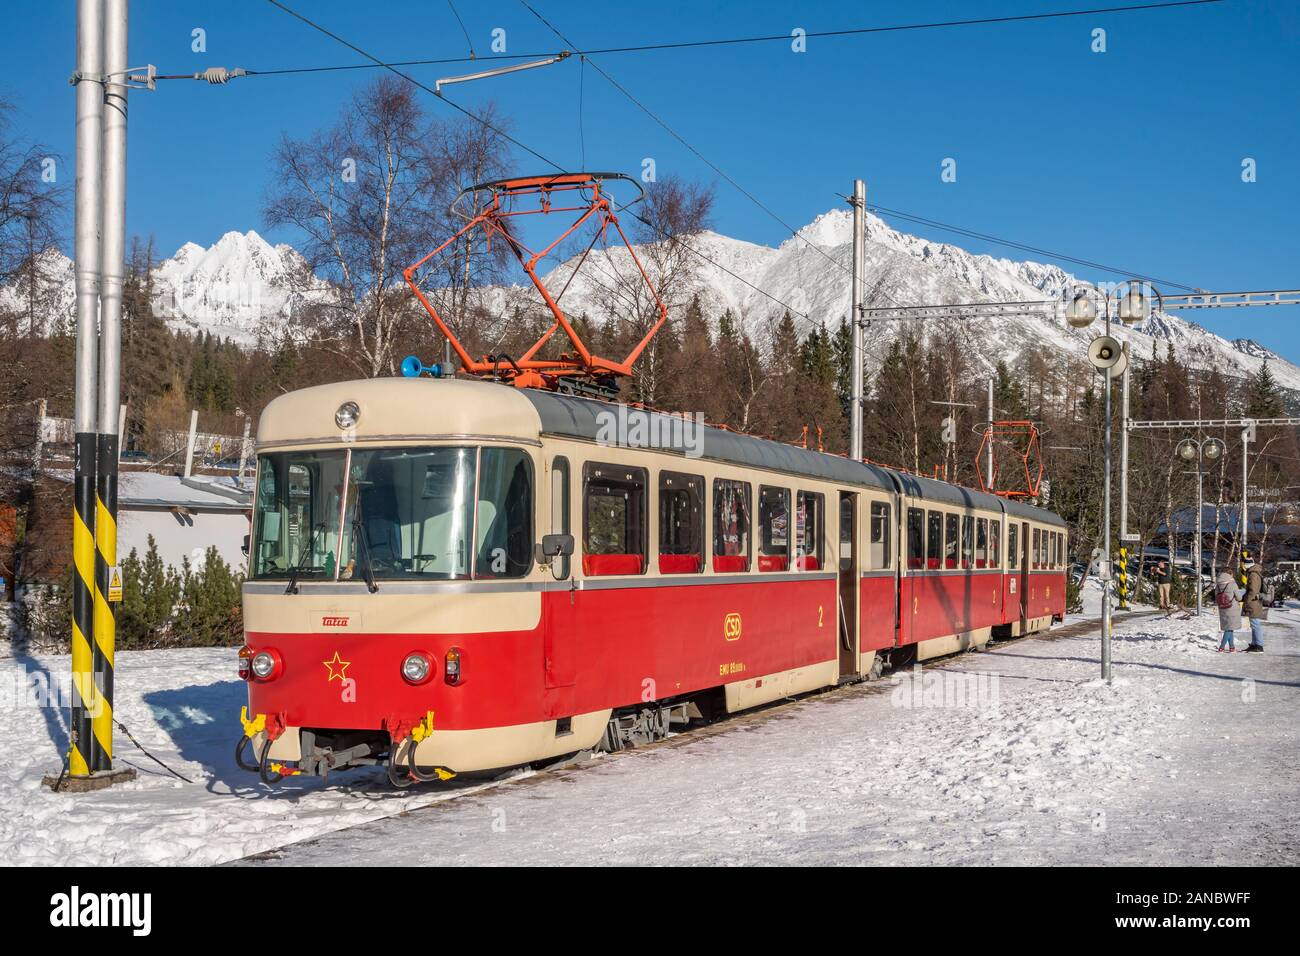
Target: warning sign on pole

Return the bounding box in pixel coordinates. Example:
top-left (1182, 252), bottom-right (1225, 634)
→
top-left (107, 566), bottom-right (123, 603)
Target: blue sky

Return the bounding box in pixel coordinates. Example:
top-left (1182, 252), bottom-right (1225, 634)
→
top-left (3, 1), bottom-right (1298, 357)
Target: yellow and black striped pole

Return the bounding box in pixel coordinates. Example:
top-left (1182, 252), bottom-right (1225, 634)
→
top-left (92, 433), bottom-right (119, 770)
top-left (1117, 546), bottom-right (1130, 610)
top-left (71, 433), bottom-right (99, 776)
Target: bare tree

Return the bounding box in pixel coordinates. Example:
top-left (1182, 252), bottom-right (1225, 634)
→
top-left (264, 78), bottom-right (511, 377)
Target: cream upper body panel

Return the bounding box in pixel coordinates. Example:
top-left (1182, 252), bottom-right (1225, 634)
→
top-left (256, 377), bottom-right (545, 449)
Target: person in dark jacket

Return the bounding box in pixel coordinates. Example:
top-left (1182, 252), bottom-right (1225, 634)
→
top-left (1241, 550), bottom-right (1266, 652)
top-left (1156, 560), bottom-right (1173, 610)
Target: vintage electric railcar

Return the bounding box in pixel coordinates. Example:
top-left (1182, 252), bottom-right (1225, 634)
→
top-left (237, 376), bottom-right (1067, 784)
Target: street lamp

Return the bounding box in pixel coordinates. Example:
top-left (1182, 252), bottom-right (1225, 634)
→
top-left (1062, 285), bottom-right (1119, 683)
top-left (1064, 292), bottom-right (1098, 329)
top-left (1176, 437), bottom-right (1226, 614)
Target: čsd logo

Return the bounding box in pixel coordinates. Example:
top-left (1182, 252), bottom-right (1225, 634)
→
top-left (723, 612), bottom-right (742, 641)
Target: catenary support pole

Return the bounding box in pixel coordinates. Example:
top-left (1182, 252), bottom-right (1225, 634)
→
top-left (849, 179), bottom-right (865, 462)
top-left (987, 377), bottom-right (994, 488)
top-left (1102, 362), bottom-right (1113, 683)
top-left (1195, 469), bottom-right (1203, 615)
top-left (92, 0), bottom-right (128, 773)
top-left (1119, 343), bottom-right (1132, 540)
top-left (69, 0), bottom-right (104, 778)
top-left (1240, 421), bottom-right (1251, 568)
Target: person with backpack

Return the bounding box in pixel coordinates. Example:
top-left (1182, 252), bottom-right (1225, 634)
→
top-left (1241, 550), bottom-right (1268, 653)
top-left (1215, 569), bottom-right (1244, 652)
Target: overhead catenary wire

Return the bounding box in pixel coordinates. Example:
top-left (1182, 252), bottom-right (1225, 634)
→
top-left (518, 1), bottom-right (878, 324)
top-left (227, 0), bottom-right (1210, 313)
top-left (264, 0), bottom-right (816, 324)
top-left (864, 202), bottom-right (1200, 293)
top-left (445, 0), bottom-right (477, 60)
top-left (179, 1), bottom-right (1224, 81)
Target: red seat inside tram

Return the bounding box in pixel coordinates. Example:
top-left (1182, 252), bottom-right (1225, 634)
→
top-left (796, 555), bottom-right (820, 571)
top-left (583, 553), bottom-right (644, 576)
top-left (658, 553), bottom-right (702, 574)
top-left (712, 555), bottom-right (747, 573)
top-left (758, 555), bottom-right (789, 572)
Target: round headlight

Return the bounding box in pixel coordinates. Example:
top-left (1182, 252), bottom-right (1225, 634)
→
top-left (335, 401), bottom-right (361, 429)
top-left (251, 650), bottom-right (276, 679)
top-left (402, 652), bottom-right (432, 684)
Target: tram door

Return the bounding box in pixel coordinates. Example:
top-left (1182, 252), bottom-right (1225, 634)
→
top-left (837, 492), bottom-right (859, 677)
top-left (543, 457), bottom-right (576, 688)
top-left (1018, 521), bottom-right (1030, 634)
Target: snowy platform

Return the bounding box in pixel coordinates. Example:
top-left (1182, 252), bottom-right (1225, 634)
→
top-left (2, 608), bottom-right (1297, 867)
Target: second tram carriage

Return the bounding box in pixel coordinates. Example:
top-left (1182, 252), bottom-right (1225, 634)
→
top-left (237, 376), bottom-right (1067, 784)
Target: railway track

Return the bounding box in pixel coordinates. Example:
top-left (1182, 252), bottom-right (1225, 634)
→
top-left (234, 606), bottom-right (1161, 864)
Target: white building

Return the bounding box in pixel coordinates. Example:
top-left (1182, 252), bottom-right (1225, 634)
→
top-left (46, 470), bottom-right (251, 575)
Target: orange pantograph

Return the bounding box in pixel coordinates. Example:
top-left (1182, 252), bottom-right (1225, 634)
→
top-left (403, 172), bottom-right (667, 391)
top-left (975, 420), bottom-right (1045, 498)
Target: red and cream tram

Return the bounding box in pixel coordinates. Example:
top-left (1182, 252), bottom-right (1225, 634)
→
top-left (236, 375), bottom-right (1068, 785)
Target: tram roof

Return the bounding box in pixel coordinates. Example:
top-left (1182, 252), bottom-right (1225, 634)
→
top-left (523, 391), bottom-right (897, 492)
top-left (255, 378), bottom-right (1064, 526)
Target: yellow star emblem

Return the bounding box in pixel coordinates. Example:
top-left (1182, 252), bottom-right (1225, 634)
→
top-left (322, 651), bottom-right (351, 682)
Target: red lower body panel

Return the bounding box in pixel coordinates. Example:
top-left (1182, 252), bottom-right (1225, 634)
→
top-left (247, 576), bottom-right (839, 733)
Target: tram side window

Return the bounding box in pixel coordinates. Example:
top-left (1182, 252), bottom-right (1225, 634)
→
top-left (976, 518), bottom-right (988, 568)
top-left (582, 463), bottom-right (647, 576)
top-left (713, 479), bottom-right (751, 573)
top-left (989, 520), bottom-right (1000, 568)
top-left (870, 501), bottom-right (891, 570)
top-left (1055, 532), bottom-right (1063, 568)
top-left (659, 471), bottom-right (704, 574)
top-left (839, 497), bottom-right (854, 572)
top-left (943, 513), bottom-right (958, 569)
top-left (473, 448), bottom-right (535, 578)
top-left (1032, 528), bottom-right (1041, 569)
top-left (907, 507), bottom-right (924, 569)
top-left (1043, 530), bottom-right (1051, 569)
top-left (758, 486), bottom-right (791, 572)
top-left (926, 510), bottom-right (942, 570)
top-left (252, 454), bottom-right (346, 580)
top-left (1008, 524), bottom-right (1019, 569)
top-left (795, 491), bottom-right (824, 570)
top-left (550, 457), bottom-right (570, 579)
top-left (961, 515), bottom-right (974, 570)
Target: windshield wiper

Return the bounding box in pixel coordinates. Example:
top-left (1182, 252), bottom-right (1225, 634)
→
top-left (351, 493), bottom-right (379, 593)
top-left (353, 514), bottom-right (379, 593)
top-left (285, 522), bottom-right (325, 595)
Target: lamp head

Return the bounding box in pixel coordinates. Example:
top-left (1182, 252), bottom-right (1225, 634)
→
top-left (1063, 293), bottom-right (1097, 329)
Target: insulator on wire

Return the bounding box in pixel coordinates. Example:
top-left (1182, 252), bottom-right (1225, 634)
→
top-left (197, 67), bottom-right (246, 85)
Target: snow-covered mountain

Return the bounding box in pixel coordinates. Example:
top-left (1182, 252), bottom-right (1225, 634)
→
top-left (151, 230), bottom-right (332, 341)
top-left (5, 214), bottom-right (1297, 394)
top-left (0, 230), bottom-right (331, 343)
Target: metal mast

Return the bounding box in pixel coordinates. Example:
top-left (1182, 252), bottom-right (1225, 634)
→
top-left (69, 0), bottom-right (104, 779)
top-left (93, 0), bottom-right (128, 774)
top-left (849, 179), bottom-right (865, 462)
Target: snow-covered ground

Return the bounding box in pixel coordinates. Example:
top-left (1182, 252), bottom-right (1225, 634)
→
top-left (2, 606), bottom-right (1296, 866)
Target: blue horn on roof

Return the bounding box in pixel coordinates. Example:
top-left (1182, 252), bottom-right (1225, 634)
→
top-left (401, 355), bottom-right (443, 378)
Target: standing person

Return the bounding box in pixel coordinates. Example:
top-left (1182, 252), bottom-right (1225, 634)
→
top-left (1240, 550), bottom-right (1267, 653)
top-left (1215, 569), bottom-right (1244, 652)
top-left (1156, 559), bottom-right (1173, 610)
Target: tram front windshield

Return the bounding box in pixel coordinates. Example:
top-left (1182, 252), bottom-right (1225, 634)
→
top-left (251, 445), bottom-right (532, 582)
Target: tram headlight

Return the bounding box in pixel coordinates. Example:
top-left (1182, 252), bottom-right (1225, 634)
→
top-left (401, 652), bottom-right (432, 685)
top-left (250, 649), bottom-right (282, 681)
top-left (334, 401), bottom-right (361, 429)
